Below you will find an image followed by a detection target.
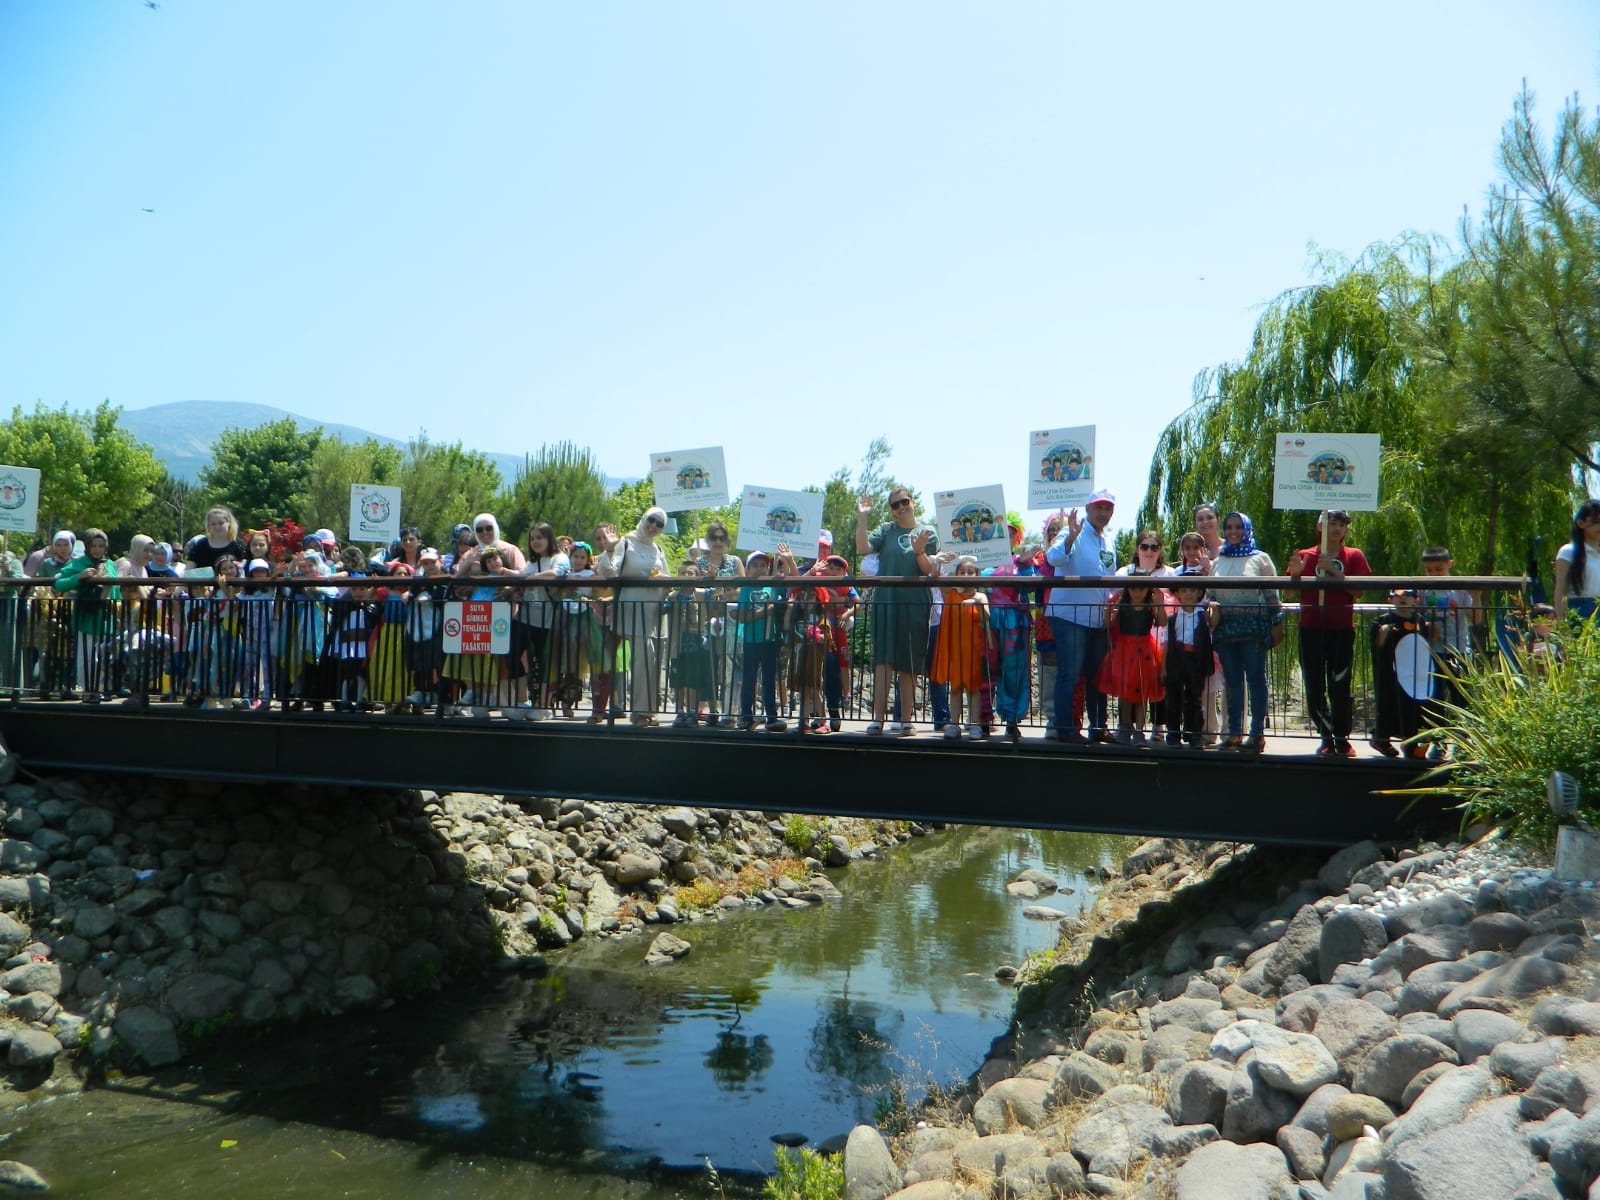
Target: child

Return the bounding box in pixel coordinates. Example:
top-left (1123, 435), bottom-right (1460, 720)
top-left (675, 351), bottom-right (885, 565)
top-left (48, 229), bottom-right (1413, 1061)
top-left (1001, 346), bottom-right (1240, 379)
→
top-left (1097, 570), bottom-right (1166, 745)
top-left (398, 548), bottom-right (447, 714)
top-left (1369, 589), bottom-right (1434, 757)
top-left (735, 552), bottom-right (787, 731)
top-left (234, 558), bottom-right (276, 710)
top-left (814, 554), bottom-right (857, 732)
top-left (367, 564), bottom-right (412, 711)
top-left (1523, 603), bottom-right (1563, 673)
top-left (281, 551), bottom-right (335, 710)
top-left (1163, 571), bottom-right (1213, 747)
top-left (930, 556), bottom-right (991, 740)
top-left (667, 562), bottom-right (714, 726)
top-left (335, 576), bottom-right (377, 712)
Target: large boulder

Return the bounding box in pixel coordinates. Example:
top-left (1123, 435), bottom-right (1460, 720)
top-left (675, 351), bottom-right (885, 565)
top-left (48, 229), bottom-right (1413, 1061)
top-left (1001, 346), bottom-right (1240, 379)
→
top-left (1068, 1103), bottom-right (1172, 1176)
top-left (1383, 1097), bottom-right (1541, 1200)
top-left (165, 973), bottom-right (245, 1022)
top-left (843, 1124), bottom-right (900, 1200)
top-left (1352, 1035), bottom-right (1459, 1106)
top-left (1386, 1065), bottom-right (1499, 1146)
top-left (1315, 998), bottom-right (1398, 1077)
top-left (1222, 1056), bottom-right (1300, 1144)
top-left (114, 1006), bottom-right (181, 1066)
top-left (1318, 841), bottom-right (1384, 894)
top-left (1326, 1093), bottom-right (1397, 1142)
top-left (1167, 1060), bottom-right (1234, 1128)
top-left (1050, 1051), bottom-right (1120, 1103)
top-left (1264, 905), bottom-right (1324, 986)
top-left (1175, 1141), bottom-right (1292, 1200)
top-left (1451, 1009), bottom-right (1525, 1064)
top-left (1436, 956), bottom-right (1574, 1019)
top-left (1213, 1020), bottom-right (1340, 1097)
top-left (1318, 909), bottom-right (1389, 982)
top-left (972, 1078), bottom-right (1051, 1135)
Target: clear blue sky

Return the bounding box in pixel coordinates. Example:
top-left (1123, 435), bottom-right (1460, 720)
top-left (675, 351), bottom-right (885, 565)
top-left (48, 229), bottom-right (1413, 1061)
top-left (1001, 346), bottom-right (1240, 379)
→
top-left (1, 1), bottom-right (1596, 535)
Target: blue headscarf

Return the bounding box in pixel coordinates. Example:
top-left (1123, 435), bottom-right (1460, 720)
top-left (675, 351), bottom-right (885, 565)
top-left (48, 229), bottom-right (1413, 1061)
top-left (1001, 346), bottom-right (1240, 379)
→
top-left (1219, 511), bottom-right (1259, 557)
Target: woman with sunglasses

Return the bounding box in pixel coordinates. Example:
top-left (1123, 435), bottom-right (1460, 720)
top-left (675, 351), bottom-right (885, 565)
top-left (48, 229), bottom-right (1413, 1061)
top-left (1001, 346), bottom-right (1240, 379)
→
top-left (854, 487), bottom-right (938, 736)
top-left (597, 507), bottom-right (671, 725)
top-left (693, 519), bottom-right (745, 727)
top-left (452, 513), bottom-right (526, 579)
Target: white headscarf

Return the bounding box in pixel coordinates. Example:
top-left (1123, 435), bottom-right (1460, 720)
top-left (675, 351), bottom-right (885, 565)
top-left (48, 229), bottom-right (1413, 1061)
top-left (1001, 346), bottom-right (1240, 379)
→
top-left (472, 513), bottom-right (501, 546)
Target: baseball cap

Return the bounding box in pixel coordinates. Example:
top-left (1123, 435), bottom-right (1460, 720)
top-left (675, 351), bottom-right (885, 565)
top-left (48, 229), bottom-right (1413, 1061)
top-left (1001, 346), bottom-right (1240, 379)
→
top-left (246, 558), bottom-right (271, 574)
top-left (1088, 488), bottom-right (1116, 506)
top-left (817, 529), bottom-right (834, 547)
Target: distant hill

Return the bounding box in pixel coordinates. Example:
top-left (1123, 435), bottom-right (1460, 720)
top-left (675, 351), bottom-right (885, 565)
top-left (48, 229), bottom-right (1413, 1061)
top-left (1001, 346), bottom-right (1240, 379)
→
top-left (118, 401), bottom-right (632, 490)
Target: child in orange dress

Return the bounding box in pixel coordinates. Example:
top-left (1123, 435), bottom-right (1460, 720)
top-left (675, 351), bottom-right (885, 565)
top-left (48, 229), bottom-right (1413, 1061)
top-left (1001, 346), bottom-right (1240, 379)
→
top-left (930, 557), bottom-right (992, 740)
top-left (1097, 570), bottom-right (1166, 745)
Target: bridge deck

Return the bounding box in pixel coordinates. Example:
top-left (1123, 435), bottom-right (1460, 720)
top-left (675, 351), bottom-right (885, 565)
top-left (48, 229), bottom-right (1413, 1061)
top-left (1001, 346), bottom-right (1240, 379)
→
top-left (0, 704), bottom-right (1446, 847)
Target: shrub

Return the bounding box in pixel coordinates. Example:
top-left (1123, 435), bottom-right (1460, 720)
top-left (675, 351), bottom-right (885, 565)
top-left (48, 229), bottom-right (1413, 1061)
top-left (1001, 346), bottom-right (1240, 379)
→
top-left (764, 1146), bottom-right (844, 1200)
top-left (783, 814), bottom-right (818, 855)
top-left (1410, 616), bottom-right (1600, 845)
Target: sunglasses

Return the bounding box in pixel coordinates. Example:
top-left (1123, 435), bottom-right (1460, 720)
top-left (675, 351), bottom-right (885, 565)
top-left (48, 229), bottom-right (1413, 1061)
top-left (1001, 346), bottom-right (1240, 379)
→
top-left (475, 525), bottom-right (494, 533)
top-left (645, 517), bottom-right (664, 528)
top-left (889, 498), bottom-right (912, 510)
top-left (708, 533), bottom-right (727, 542)
top-left (1138, 542), bottom-right (1162, 552)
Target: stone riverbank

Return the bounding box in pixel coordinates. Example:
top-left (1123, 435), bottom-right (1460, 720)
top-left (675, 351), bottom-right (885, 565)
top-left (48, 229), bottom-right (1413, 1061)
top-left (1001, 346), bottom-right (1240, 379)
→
top-left (0, 771), bottom-right (928, 1095)
top-left (834, 835), bottom-right (1600, 1200)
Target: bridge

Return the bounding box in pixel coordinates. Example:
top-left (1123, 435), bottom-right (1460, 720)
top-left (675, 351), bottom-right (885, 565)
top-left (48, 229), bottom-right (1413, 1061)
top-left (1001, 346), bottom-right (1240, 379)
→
top-left (0, 573), bottom-right (1514, 847)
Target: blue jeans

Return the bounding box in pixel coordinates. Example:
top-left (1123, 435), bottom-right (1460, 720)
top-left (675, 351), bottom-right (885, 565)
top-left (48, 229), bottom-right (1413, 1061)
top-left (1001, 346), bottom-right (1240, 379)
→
top-left (1049, 617), bottom-right (1107, 735)
top-left (1215, 636), bottom-right (1268, 738)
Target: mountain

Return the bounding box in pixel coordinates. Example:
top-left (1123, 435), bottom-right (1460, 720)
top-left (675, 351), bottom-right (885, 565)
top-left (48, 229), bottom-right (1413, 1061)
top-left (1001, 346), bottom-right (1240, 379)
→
top-left (118, 401), bottom-right (631, 490)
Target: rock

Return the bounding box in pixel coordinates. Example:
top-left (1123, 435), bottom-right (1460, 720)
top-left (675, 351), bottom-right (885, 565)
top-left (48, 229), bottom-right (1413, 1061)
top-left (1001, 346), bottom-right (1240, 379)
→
top-left (1265, 905), bottom-right (1325, 986)
top-left (1315, 999), bottom-right (1398, 1077)
top-left (165, 972), bottom-right (246, 1022)
top-left (1083, 1028), bottom-right (1141, 1065)
top-left (1167, 1060), bottom-right (1234, 1128)
top-left (1223, 1056), bottom-right (1300, 1144)
top-left (844, 1124), bottom-right (901, 1200)
top-left (1384, 893), bottom-right (1473, 937)
top-left (1452, 1009), bottom-right (1525, 1064)
top-left (1401, 1063), bottom-right (1456, 1110)
top-left (1045, 1153), bottom-right (1086, 1197)
top-left (1326, 1094), bottom-right (1396, 1142)
top-left (1319, 841), bottom-right (1384, 893)
top-left (1387, 1065), bottom-right (1498, 1146)
top-left (1123, 838), bottom-right (1177, 877)
top-left (6, 992), bottom-right (57, 1023)
top-left (0, 1161), bottom-right (49, 1191)
top-left (1277, 1125), bottom-right (1325, 1180)
top-left (65, 806), bottom-right (114, 839)
top-left (1151, 996), bottom-right (1224, 1031)
top-left (1546, 1110), bottom-right (1600, 1190)
top-left (1523, 1108), bottom-right (1580, 1160)
top-left (1383, 1098), bottom-right (1537, 1200)
top-left (72, 904), bottom-right (116, 939)
top-left (1492, 1037), bottom-right (1566, 1089)
top-left (1212, 1020), bottom-right (1341, 1097)
top-left (1397, 1012), bottom-right (1455, 1049)
top-left (1278, 985), bottom-right (1360, 1034)
top-left (972, 1078), bottom-right (1051, 1134)
top-left (1352, 1035), bottom-right (1458, 1106)
top-left (0, 961), bottom-right (61, 998)
top-left (1021, 906), bottom-right (1068, 921)
top-left (1006, 881), bottom-right (1044, 900)
top-left (114, 1005), bottom-right (181, 1066)
top-left (615, 851), bottom-right (663, 886)
top-left (1521, 1065), bottom-right (1585, 1122)
top-left (0, 914), bottom-right (27, 954)
top-left (1143, 1024), bottom-right (1207, 1070)
top-left (0, 840), bottom-right (46, 871)
top-left (1469, 912), bottom-right (1531, 952)
top-left (1318, 910), bottom-right (1389, 982)
top-left (644, 933), bottom-right (691, 965)
top-left (1050, 1052), bottom-right (1122, 1103)
top-left (951, 1133), bottom-right (1044, 1180)
top-left (1291, 1083), bottom-right (1352, 1138)
top-left (1396, 927), bottom-right (1473, 977)
top-left (0, 875), bottom-right (50, 912)
top-left (1528, 996), bottom-right (1600, 1037)
top-left (1323, 1132), bottom-right (1382, 1189)
top-left (6, 1027), bottom-right (61, 1070)
top-left (1069, 1103), bottom-right (1172, 1175)
top-left (1436, 956), bottom-right (1574, 1019)
top-left (659, 807), bottom-right (700, 837)
top-left (1153, 1123), bottom-right (1218, 1158)
top-left (1175, 1140), bottom-right (1292, 1200)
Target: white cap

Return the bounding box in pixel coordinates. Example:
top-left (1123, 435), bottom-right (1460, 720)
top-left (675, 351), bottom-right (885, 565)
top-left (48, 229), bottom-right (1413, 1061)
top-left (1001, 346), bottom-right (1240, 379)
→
top-left (247, 558), bottom-right (271, 574)
top-left (1087, 487), bottom-right (1116, 506)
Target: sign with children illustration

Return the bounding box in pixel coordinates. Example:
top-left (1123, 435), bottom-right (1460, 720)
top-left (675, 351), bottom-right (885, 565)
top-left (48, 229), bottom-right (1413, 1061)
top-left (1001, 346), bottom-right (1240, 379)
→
top-left (0, 465), bottom-right (41, 534)
top-left (934, 485), bottom-right (1011, 569)
top-left (651, 446), bottom-right (729, 510)
top-left (442, 601), bottom-right (512, 655)
top-left (735, 485), bottom-right (824, 556)
top-left (1272, 433), bottom-right (1381, 511)
top-left (349, 483), bottom-right (402, 544)
top-left (1028, 426), bottom-right (1096, 509)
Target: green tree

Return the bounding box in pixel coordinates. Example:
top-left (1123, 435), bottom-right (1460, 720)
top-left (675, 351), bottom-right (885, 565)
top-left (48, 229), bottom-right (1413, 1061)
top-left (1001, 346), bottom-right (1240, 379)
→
top-left (395, 433), bottom-right (502, 547)
top-left (111, 468), bottom-right (206, 548)
top-left (497, 441), bottom-right (612, 545)
top-left (299, 437), bottom-right (404, 543)
top-left (0, 401), bottom-right (163, 538)
top-left (199, 418), bottom-right (322, 528)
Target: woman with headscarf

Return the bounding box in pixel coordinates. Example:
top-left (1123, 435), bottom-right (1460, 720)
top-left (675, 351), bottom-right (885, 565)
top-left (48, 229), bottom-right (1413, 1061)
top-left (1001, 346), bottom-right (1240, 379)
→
top-left (51, 528), bottom-right (122, 702)
top-left (1204, 512), bottom-right (1284, 753)
top-left (596, 507), bottom-right (670, 725)
top-left (440, 524), bottom-right (474, 575)
top-left (452, 514), bottom-right (526, 578)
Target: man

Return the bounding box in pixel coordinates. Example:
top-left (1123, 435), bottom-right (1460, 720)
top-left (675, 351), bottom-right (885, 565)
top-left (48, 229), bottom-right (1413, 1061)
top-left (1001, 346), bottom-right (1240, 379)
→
top-left (855, 487), bottom-right (937, 735)
top-left (1286, 509), bottom-right (1371, 756)
top-left (1044, 487), bottom-right (1118, 742)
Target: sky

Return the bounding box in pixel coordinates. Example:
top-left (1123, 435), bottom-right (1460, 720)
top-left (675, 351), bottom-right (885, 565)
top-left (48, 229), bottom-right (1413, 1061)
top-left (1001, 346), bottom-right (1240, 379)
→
top-left (1, 1), bottom-right (1597, 538)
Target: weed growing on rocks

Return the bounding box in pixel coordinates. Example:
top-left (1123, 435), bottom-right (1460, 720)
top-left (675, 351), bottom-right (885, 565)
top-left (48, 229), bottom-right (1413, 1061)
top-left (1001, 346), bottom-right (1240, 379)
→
top-left (762, 1146), bottom-right (843, 1200)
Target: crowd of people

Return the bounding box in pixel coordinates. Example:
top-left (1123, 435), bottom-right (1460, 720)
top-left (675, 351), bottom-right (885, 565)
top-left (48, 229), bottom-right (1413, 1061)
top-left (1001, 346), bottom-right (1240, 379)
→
top-left (0, 489), bottom-right (1593, 756)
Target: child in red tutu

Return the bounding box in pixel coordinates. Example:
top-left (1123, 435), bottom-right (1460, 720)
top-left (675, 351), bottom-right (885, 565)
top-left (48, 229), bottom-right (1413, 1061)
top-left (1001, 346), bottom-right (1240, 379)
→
top-left (1097, 569), bottom-right (1165, 744)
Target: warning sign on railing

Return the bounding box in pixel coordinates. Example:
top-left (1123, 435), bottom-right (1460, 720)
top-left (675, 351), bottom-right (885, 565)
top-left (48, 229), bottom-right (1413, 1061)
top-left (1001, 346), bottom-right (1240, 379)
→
top-left (441, 601), bottom-right (511, 655)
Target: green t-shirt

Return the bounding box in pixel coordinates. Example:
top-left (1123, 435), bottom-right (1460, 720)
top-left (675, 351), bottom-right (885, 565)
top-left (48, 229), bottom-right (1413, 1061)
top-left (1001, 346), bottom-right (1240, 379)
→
top-left (737, 584), bottom-right (775, 644)
top-left (868, 522), bottom-right (938, 605)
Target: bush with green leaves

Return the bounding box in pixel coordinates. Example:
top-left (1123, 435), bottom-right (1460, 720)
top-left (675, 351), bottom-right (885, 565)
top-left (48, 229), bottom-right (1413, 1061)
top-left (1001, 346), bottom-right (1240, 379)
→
top-left (763, 1146), bottom-right (844, 1200)
top-left (1413, 616), bottom-right (1600, 845)
top-left (783, 815), bottom-right (818, 856)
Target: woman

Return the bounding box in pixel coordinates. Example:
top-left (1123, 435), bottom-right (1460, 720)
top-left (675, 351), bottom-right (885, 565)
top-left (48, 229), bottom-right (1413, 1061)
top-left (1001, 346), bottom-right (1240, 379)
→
top-left (453, 513), bottom-right (526, 578)
top-left (514, 523), bottom-right (570, 721)
top-left (596, 508), bottom-right (670, 725)
top-left (1191, 504), bottom-right (1223, 572)
top-left (441, 524), bottom-right (475, 575)
top-left (693, 519), bottom-right (745, 726)
top-left (147, 542), bottom-right (181, 579)
top-left (1554, 499), bottom-right (1600, 622)
top-left (1204, 512), bottom-right (1283, 753)
top-left (588, 523), bottom-right (624, 720)
top-left (185, 507), bottom-right (247, 571)
top-left (388, 527), bottom-right (424, 572)
top-left (51, 528), bottom-right (122, 702)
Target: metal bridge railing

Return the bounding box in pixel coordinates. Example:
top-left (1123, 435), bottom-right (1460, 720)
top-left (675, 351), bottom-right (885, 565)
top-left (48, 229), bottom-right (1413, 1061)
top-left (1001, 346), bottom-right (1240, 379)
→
top-left (0, 574), bottom-right (1529, 753)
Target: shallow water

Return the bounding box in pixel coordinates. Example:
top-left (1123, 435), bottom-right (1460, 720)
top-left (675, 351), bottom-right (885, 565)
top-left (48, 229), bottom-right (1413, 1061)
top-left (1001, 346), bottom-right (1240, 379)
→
top-left (3, 825), bottom-right (1130, 1197)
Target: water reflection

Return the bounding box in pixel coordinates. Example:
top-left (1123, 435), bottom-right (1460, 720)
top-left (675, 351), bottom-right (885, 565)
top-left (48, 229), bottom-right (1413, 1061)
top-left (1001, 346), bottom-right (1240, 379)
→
top-left (8, 825), bottom-right (1131, 1196)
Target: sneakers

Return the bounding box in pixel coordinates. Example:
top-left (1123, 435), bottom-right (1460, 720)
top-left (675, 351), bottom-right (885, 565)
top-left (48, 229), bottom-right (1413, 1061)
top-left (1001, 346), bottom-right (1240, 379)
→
top-left (865, 722), bottom-right (884, 735)
top-left (1006, 721), bottom-right (1022, 742)
top-left (736, 717), bottom-right (755, 732)
top-left (765, 718), bottom-right (788, 733)
top-left (943, 724), bottom-right (962, 741)
top-left (1128, 729), bottom-right (1147, 746)
top-left (1369, 737), bottom-right (1399, 758)
top-left (964, 723), bottom-right (984, 740)
top-left (530, 707), bottom-right (553, 722)
top-left (886, 722), bottom-right (915, 737)
top-left (672, 712), bottom-right (697, 728)
top-left (1335, 738), bottom-right (1356, 758)
top-left (1317, 738), bottom-right (1337, 756)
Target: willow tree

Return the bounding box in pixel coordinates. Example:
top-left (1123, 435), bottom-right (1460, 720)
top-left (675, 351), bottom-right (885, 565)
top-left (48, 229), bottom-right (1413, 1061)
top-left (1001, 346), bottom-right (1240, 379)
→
top-left (1137, 252), bottom-right (1435, 572)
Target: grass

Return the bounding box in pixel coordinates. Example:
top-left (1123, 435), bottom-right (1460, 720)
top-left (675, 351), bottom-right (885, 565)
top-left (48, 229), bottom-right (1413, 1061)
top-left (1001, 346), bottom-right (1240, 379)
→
top-left (783, 814), bottom-right (819, 855)
top-left (674, 858), bottom-right (810, 915)
top-left (1391, 615), bottom-right (1600, 845)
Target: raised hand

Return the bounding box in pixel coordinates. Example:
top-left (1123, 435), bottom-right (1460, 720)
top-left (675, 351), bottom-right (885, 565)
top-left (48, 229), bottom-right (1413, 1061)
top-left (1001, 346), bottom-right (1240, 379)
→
top-left (1065, 508), bottom-right (1084, 537)
top-left (855, 493), bottom-right (874, 519)
top-left (912, 529), bottom-right (933, 556)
